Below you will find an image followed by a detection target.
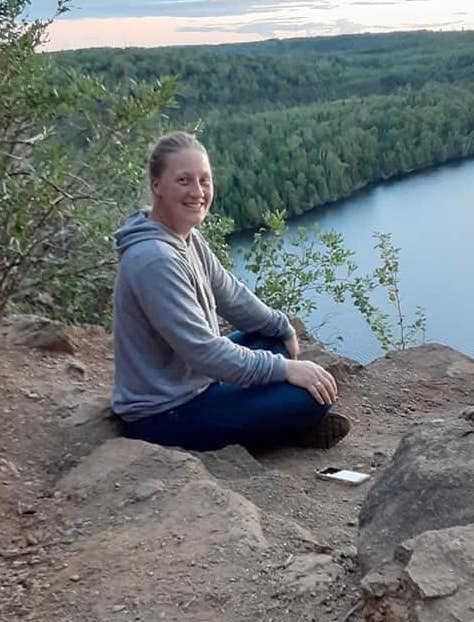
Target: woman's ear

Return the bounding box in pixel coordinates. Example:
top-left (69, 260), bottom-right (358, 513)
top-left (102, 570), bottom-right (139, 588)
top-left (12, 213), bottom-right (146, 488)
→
top-left (151, 178), bottom-right (160, 198)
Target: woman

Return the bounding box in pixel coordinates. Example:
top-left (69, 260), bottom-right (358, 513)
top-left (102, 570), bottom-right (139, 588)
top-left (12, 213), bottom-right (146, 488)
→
top-left (112, 131), bottom-right (350, 452)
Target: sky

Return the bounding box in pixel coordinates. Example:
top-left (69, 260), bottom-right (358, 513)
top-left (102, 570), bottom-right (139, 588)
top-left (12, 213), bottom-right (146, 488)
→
top-left (31, 0), bottom-right (474, 51)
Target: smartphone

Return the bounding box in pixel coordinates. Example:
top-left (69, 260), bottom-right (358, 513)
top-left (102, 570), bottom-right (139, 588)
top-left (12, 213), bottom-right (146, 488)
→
top-left (316, 467), bottom-right (371, 486)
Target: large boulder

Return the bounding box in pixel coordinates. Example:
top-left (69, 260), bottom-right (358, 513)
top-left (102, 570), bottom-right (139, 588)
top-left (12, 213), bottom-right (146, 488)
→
top-left (56, 437), bottom-right (209, 507)
top-left (358, 408), bottom-right (474, 572)
top-left (361, 524), bottom-right (474, 622)
top-left (27, 439), bottom-right (271, 621)
top-left (358, 408), bottom-right (474, 621)
top-left (51, 389), bottom-right (120, 459)
top-left (1, 314), bottom-right (79, 353)
top-left (398, 525), bottom-right (474, 613)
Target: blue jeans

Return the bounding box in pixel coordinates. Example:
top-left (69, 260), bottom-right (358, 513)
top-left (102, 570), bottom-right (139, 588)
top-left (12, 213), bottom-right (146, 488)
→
top-left (122, 332), bottom-right (330, 451)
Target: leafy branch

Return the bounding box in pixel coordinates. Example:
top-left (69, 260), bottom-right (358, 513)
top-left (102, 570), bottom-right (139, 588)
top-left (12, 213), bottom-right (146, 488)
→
top-left (242, 211), bottom-right (426, 352)
top-left (0, 0), bottom-right (178, 321)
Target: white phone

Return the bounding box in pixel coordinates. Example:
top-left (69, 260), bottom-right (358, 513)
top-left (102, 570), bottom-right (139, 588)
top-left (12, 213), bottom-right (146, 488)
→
top-left (316, 467), bottom-right (371, 486)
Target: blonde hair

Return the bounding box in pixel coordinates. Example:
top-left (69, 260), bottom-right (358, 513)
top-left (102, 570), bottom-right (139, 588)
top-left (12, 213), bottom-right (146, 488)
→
top-left (148, 131), bottom-right (208, 181)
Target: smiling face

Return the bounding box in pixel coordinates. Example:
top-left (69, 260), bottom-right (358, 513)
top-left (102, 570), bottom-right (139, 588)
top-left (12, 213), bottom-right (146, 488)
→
top-left (150, 148), bottom-right (213, 239)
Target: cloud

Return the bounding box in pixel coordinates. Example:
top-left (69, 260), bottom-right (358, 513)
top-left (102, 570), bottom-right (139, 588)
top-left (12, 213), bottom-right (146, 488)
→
top-left (351, 1), bottom-right (398, 5)
top-left (42, 16), bottom-right (265, 50)
top-left (30, 0), bottom-right (336, 20)
top-left (398, 20), bottom-right (463, 28)
top-left (37, 0), bottom-right (474, 51)
top-left (181, 15), bottom-right (378, 39)
top-left (234, 19), bottom-right (319, 37)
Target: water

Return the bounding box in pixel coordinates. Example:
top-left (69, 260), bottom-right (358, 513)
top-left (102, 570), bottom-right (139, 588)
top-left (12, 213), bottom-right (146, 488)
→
top-left (230, 159), bottom-right (474, 363)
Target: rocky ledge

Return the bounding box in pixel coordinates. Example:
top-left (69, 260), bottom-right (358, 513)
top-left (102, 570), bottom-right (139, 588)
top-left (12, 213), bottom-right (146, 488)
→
top-left (0, 315), bottom-right (473, 622)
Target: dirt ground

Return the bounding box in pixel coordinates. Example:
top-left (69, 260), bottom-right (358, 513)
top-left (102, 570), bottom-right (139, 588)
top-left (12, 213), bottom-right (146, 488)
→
top-left (1, 319), bottom-right (473, 622)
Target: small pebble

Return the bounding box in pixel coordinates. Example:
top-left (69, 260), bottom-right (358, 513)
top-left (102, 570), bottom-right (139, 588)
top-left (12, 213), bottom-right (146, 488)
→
top-left (25, 391), bottom-right (40, 400)
top-left (112, 605), bottom-right (126, 613)
top-left (26, 533), bottom-right (38, 546)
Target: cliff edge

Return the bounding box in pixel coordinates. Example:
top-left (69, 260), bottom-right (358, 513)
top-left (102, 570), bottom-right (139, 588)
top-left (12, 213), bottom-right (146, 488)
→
top-left (1, 315), bottom-right (473, 622)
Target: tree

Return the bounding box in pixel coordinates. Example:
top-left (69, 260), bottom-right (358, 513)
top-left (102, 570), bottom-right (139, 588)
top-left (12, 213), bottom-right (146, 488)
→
top-left (0, 0), bottom-right (177, 323)
top-left (243, 215), bottom-right (426, 352)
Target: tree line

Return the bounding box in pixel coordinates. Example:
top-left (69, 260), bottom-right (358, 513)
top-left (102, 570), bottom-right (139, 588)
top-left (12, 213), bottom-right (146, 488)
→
top-left (54, 30), bottom-right (474, 119)
top-left (2, 0), bottom-right (462, 345)
top-left (53, 31), bottom-right (474, 229)
top-left (204, 83), bottom-right (474, 228)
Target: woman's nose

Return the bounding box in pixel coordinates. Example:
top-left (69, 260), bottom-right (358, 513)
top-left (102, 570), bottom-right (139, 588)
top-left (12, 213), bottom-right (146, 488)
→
top-left (189, 180), bottom-right (204, 196)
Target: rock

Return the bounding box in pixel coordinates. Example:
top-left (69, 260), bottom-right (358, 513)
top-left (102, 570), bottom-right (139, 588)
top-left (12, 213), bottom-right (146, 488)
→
top-left (360, 566), bottom-right (402, 600)
top-left (65, 360), bottom-right (87, 381)
top-left (359, 409), bottom-right (474, 621)
top-left (4, 317), bottom-right (474, 622)
top-left (0, 458), bottom-right (21, 478)
top-left (3, 314), bottom-right (78, 354)
top-left (52, 391), bottom-right (120, 458)
top-left (197, 444), bottom-right (264, 479)
top-left (290, 317), bottom-right (314, 342)
top-left (165, 479), bottom-right (268, 552)
top-left (131, 479), bottom-right (166, 502)
top-left (56, 437), bottom-right (207, 497)
top-left (461, 405), bottom-right (474, 423)
top-left (358, 410), bottom-right (474, 572)
top-left (264, 513), bottom-right (333, 553)
top-left (112, 604), bottom-right (126, 613)
top-left (58, 393), bottom-right (112, 428)
top-left (25, 533), bottom-right (39, 546)
top-left (300, 342), bottom-right (362, 384)
top-left (282, 553), bottom-right (343, 595)
top-left (402, 525), bottom-right (474, 606)
top-left (380, 342), bottom-right (474, 369)
top-left (447, 359), bottom-right (474, 378)
top-left (25, 391), bottom-right (40, 400)
top-left (17, 501), bottom-right (36, 515)
top-left (57, 441), bottom-right (269, 556)
top-left (47, 476), bottom-right (268, 620)
top-left (362, 525), bottom-right (474, 622)
top-left (368, 344), bottom-right (474, 388)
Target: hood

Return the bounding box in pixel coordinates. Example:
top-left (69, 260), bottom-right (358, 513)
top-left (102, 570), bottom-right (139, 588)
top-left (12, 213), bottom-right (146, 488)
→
top-left (114, 210), bottom-right (187, 256)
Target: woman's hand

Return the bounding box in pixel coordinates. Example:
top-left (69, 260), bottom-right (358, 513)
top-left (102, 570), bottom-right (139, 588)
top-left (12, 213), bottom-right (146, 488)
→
top-left (285, 359), bottom-right (338, 405)
top-left (283, 333), bottom-right (300, 360)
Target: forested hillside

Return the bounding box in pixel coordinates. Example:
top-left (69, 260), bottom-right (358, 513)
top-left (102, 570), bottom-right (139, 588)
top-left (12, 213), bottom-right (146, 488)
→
top-left (7, 0), bottom-right (471, 337)
top-left (53, 31), bottom-right (474, 229)
top-left (206, 84), bottom-right (474, 227)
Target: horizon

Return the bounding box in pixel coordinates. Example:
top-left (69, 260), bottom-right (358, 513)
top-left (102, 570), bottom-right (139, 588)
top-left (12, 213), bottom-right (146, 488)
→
top-left (30, 1), bottom-right (473, 52)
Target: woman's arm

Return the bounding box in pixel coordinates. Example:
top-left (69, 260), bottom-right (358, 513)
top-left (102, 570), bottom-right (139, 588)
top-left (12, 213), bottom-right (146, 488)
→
top-left (196, 231), bottom-right (296, 341)
top-left (129, 253), bottom-right (287, 386)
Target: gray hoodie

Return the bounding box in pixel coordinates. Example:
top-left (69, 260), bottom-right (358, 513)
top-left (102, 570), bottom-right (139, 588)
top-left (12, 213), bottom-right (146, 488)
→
top-left (112, 211), bottom-right (295, 422)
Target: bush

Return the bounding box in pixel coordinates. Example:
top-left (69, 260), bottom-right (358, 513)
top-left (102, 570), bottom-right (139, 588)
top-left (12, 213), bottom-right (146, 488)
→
top-left (242, 211), bottom-right (426, 351)
top-left (0, 0), bottom-right (177, 324)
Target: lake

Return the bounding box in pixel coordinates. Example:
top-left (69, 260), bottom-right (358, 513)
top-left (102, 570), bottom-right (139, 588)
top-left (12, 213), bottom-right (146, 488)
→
top-left (230, 158), bottom-right (474, 363)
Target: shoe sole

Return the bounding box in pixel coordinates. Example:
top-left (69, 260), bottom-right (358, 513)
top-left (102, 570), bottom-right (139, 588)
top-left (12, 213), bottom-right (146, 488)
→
top-left (303, 412), bottom-right (351, 449)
